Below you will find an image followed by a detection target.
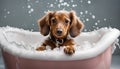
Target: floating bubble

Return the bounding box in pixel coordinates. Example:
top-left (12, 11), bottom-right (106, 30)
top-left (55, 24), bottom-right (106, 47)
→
top-left (97, 20), bottom-right (100, 23)
top-left (104, 18), bottom-right (107, 21)
top-left (89, 12), bottom-right (92, 15)
top-left (28, 11), bottom-right (31, 14)
top-left (95, 22), bottom-right (98, 26)
top-left (84, 29), bottom-right (87, 32)
top-left (27, 0), bottom-right (30, 2)
top-left (86, 18), bottom-right (89, 21)
top-left (80, 0), bottom-right (83, 3)
top-left (32, 23), bottom-right (35, 26)
top-left (58, 4), bottom-right (61, 8)
top-left (72, 4), bottom-right (77, 7)
top-left (47, 3), bottom-right (50, 4)
top-left (59, 0), bottom-right (64, 3)
top-left (85, 10), bottom-right (88, 14)
top-left (87, 0), bottom-right (91, 4)
top-left (80, 12), bottom-right (83, 15)
top-left (50, 4), bottom-right (54, 7)
top-left (4, 9), bottom-right (6, 11)
top-left (27, 5), bottom-right (31, 8)
top-left (30, 8), bottom-right (34, 12)
top-left (96, 27), bottom-right (99, 29)
top-left (92, 15), bottom-right (95, 19)
top-left (35, 0), bottom-right (39, 3)
top-left (66, 4), bottom-right (70, 7)
top-left (28, 8), bottom-right (34, 14)
top-left (92, 26), bottom-right (95, 28)
top-left (71, 0), bottom-right (74, 2)
top-left (63, 2), bottom-right (68, 6)
top-left (4, 15), bottom-right (7, 18)
top-left (7, 11), bottom-right (10, 14)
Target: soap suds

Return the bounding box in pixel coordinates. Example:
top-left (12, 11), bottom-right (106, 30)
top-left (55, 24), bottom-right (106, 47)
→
top-left (0, 26), bottom-right (119, 60)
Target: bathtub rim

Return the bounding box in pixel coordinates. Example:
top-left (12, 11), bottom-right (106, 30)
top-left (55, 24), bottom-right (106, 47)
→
top-left (0, 27), bottom-right (120, 61)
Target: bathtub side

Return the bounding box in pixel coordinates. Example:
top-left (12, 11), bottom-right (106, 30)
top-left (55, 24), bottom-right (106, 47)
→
top-left (1, 46), bottom-right (112, 69)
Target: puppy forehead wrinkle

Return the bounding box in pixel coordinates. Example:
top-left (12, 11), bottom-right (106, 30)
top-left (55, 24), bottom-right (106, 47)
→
top-left (53, 13), bottom-right (69, 20)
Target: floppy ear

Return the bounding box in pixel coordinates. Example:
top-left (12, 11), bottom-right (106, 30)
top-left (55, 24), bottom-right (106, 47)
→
top-left (38, 11), bottom-right (53, 36)
top-left (69, 11), bottom-right (84, 38)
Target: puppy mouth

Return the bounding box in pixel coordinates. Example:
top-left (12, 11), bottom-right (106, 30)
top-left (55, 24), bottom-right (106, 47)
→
top-left (53, 33), bottom-right (64, 38)
top-left (55, 33), bottom-right (63, 37)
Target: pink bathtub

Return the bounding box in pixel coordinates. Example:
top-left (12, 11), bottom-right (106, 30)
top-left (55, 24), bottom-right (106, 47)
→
top-left (0, 27), bottom-right (120, 69)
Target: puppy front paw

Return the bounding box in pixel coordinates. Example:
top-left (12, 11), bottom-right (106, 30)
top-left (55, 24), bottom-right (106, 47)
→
top-left (64, 46), bottom-right (75, 55)
top-left (36, 46), bottom-right (46, 51)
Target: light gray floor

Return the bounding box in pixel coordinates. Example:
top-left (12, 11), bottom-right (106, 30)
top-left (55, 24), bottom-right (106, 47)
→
top-left (0, 54), bottom-right (120, 69)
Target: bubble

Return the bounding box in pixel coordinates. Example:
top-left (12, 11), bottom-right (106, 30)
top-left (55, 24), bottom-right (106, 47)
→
top-left (58, 4), bottom-right (61, 8)
top-left (4, 15), bottom-right (7, 18)
top-left (97, 20), bottom-right (100, 23)
top-left (92, 15), bottom-right (95, 19)
top-left (85, 10), bottom-right (88, 14)
top-left (71, 0), bottom-right (74, 2)
top-left (27, 0), bottom-right (30, 2)
top-left (80, 12), bottom-right (83, 15)
top-left (32, 23), bottom-right (35, 26)
top-left (28, 8), bottom-right (34, 14)
top-left (86, 18), bottom-right (89, 21)
top-left (92, 26), bottom-right (95, 28)
top-left (59, 0), bottom-right (64, 3)
top-left (95, 22), bottom-right (98, 26)
top-left (4, 9), bottom-right (6, 11)
top-left (7, 11), bottom-right (10, 14)
top-left (96, 27), bottom-right (99, 29)
top-left (89, 12), bottom-right (92, 15)
top-left (67, 4), bottom-right (70, 7)
top-left (84, 29), bottom-right (87, 32)
top-left (87, 0), bottom-right (91, 4)
top-left (50, 4), bottom-right (54, 7)
top-left (104, 18), bottom-right (107, 21)
top-left (80, 0), bottom-right (83, 3)
top-left (35, 0), bottom-right (39, 3)
top-left (27, 5), bottom-right (31, 8)
top-left (72, 4), bottom-right (77, 7)
top-left (63, 2), bottom-right (68, 6)
top-left (30, 8), bottom-right (34, 12)
top-left (28, 11), bottom-right (31, 14)
top-left (47, 3), bottom-right (50, 4)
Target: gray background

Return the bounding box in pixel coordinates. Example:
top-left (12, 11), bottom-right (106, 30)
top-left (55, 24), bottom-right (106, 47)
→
top-left (0, 0), bottom-right (120, 69)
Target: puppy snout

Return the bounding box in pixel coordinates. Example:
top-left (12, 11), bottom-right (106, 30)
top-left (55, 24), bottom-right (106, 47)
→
top-left (57, 28), bottom-right (62, 35)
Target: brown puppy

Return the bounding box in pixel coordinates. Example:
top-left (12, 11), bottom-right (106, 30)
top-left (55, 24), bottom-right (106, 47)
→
top-left (36, 10), bottom-right (84, 55)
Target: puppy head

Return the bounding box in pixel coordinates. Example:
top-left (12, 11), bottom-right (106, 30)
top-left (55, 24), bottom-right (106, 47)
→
top-left (38, 10), bottom-right (84, 38)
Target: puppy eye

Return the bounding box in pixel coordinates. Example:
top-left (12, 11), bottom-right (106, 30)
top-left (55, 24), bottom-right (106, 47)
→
top-left (51, 18), bottom-right (57, 24)
top-left (65, 19), bottom-right (69, 24)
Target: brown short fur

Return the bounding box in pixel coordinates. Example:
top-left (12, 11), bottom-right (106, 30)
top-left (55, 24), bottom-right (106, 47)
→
top-left (36, 10), bottom-right (84, 55)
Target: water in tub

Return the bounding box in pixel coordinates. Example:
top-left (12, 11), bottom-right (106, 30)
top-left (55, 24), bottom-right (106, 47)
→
top-left (0, 0), bottom-right (120, 69)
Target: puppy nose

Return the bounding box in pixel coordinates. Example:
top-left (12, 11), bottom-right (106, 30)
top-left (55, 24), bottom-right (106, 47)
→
top-left (57, 29), bottom-right (62, 35)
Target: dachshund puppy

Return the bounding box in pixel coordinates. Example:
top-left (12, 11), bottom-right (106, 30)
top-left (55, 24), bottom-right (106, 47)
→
top-left (36, 10), bottom-right (84, 55)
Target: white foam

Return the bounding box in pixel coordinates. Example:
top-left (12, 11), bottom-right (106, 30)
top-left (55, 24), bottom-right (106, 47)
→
top-left (0, 26), bottom-right (119, 60)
